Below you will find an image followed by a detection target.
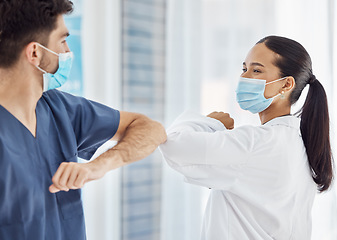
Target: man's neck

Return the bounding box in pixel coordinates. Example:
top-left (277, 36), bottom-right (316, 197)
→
top-left (0, 66), bottom-right (43, 137)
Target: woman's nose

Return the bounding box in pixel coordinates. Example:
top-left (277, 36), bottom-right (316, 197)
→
top-left (241, 71), bottom-right (251, 78)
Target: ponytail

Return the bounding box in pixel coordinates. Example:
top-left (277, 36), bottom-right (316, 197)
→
top-left (298, 77), bottom-right (333, 192)
top-left (258, 36), bottom-right (334, 192)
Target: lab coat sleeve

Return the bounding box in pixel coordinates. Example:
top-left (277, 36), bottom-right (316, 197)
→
top-left (159, 111), bottom-right (255, 190)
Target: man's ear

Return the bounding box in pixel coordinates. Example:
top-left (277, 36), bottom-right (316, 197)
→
top-left (283, 76), bottom-right (295, 92)
top-left (25, 42), bottom-right (42, 66)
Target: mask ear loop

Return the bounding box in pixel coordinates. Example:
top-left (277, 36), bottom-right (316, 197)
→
top-left (34, 43), bottom-right (59, 74)
top-left (265, 76), bottom-right (288, 85)
top-left (36, 43), bottom-right (59, 57)
top-left (266, 77), bottom-right (288, 99)
top-left (36, 65), bottom-right (47, 74)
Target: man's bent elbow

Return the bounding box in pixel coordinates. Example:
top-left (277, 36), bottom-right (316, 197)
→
top-left (153, 120), bottom-right (167, 144)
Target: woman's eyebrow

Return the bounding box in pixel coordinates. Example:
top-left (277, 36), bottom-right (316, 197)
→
top-left (248, 62), bottom-right (265, 67)
top-left (243, 62), bottom-right (265, 67)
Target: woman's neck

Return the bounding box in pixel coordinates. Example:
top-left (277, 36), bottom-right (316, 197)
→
top-left (258, 104), bottom-right (291, 124)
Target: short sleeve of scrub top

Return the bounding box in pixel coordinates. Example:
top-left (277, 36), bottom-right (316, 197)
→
top-left (44, 90), bottom-right (120, 160)
top-left (0, 89), bottom-right (120, 240)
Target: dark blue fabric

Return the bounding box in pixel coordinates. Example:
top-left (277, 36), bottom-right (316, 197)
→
top-left (0, 89), bottom-right (120, 240)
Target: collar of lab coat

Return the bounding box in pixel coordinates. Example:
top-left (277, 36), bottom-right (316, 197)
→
top-left (263, 115), bottom-right (300, 130)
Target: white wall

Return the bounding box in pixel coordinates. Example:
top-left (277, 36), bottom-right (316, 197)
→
top-left (81, 0), bottom-right (122, 239)
top-left (161, 1), bottom-right (208, 240)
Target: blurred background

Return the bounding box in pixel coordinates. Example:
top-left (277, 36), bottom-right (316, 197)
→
top-left (62, 0), bottom-right (337, 239)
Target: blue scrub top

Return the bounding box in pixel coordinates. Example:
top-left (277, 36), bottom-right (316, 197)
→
top-left (0, 90), bottom-right (120, 240)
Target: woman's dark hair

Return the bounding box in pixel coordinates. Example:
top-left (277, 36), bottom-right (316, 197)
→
top-left (257, 36), bottom-right (333, 192)
top-left (0, 0), bottom-right (73, 68)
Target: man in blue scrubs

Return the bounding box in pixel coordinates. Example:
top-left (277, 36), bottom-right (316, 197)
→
top-left (0, 1), bottom-right (167, 239)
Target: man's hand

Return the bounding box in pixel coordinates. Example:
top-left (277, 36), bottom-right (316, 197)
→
top-left (207, 111), bottom-right (234, 130)
top-left (49, 161), bottom-right (106, 193)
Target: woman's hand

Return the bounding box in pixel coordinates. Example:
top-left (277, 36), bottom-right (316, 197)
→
top-left (207, 111), bottom-right (234, 130)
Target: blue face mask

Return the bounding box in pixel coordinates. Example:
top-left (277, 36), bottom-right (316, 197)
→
top-left (235, 77), bottom-right (287, 114)
top-left (35, 43), bottom-right (74, 92)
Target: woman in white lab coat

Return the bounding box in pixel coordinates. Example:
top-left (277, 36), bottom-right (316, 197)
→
top-left (159, 36), bottom-right (333, 240)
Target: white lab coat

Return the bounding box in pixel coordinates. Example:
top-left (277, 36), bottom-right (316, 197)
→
top-left (159, 111), bottom-right (316, 240)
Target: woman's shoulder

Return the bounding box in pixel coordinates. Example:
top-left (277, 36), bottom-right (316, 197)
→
top-left (234, 115), bottom-right (300, 134)
top-left (230, 116), bottom-right (301, 148)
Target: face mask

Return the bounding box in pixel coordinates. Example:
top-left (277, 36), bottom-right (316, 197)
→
top-left (235, 77), bottom-right (287, 114)
top-left (35, 43), bottom-right (74, 92)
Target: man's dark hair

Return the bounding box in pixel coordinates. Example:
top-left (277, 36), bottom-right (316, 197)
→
top-left (0, 0), bottom-right (73, 68)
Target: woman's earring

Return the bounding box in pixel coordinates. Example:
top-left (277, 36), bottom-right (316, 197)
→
top-left (280, 91), bottom-right (285, 99)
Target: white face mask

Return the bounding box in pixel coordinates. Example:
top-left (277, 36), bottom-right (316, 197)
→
top-left (35, 43), bottom-right (74, 92)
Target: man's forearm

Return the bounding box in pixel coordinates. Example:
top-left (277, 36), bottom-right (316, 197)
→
top-left (92, 116), bottom-right (167, 171)
top-left (49, 115), bottom-right (166, 193)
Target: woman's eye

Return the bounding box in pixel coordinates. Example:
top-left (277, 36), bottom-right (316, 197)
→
top-left (242, 68), bottom-right (247, 72)
top-left (253, 69), bottom-right (261, 73)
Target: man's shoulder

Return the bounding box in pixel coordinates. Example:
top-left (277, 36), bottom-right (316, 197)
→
top-left (42, 89), bottom-right (86, 106)
top-left (42, 89), bottom-right (75, 100)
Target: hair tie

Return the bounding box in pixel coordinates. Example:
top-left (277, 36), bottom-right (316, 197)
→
top-left (309, 74), bottom-right (316, 85)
